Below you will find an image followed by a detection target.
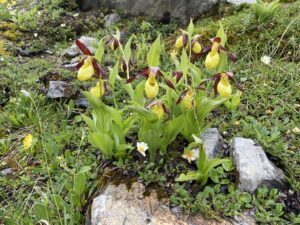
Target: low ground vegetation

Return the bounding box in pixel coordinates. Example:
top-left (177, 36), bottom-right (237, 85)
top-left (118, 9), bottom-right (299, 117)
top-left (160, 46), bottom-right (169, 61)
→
top-left (0, 0), bottom-right (299, 224)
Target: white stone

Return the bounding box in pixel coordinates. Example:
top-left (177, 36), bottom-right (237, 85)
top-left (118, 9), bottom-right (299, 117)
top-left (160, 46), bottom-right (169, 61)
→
top-left (104, 13), bottom-right (121, 27)
top-left (231, 137), bottom-right (285, 193)
top-left (201, 128), bottom-right (224, 159)
top-left (47, 81), bottom-right (72, 98)
top-left (91, 182), bottom-right (236, 225)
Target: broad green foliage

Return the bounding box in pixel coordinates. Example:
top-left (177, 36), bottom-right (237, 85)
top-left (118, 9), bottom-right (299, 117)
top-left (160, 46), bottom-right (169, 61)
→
top-left (82, 92), bottom-right (135, 159)
top-left (252, 0), bottom-right (280, 23)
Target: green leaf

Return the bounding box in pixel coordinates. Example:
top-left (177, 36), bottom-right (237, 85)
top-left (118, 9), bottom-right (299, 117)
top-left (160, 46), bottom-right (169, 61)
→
top-left (176, 171), bottom-right (200, 182)
top-left (33, 203), bottom-right (52, 220)
top-left (115, 144), bottom-right (132, 158)
top-left (187, 19), bottom-right (194, 38)
top-left (127, 104), bottom-right (159, 123)
top-left (216, 21), bottom-right (227, 47)
top-left (94, 39), bottom-right (105, 63)
top-left (109, 62), bottom-right (119, 89)
top-left (209, 169), bottom-right (220, 183)
top-left (195, 96), bottom-right (230, 125)
top-left (123, 115), bottom-right (138, 134)
top-left (180, 50), bottom-right (190, 76)
top-left (51, 194), bottom-right (65, 210)
top-left (147, 35), bottom-right (161, 67)
top-left (133, 80), bottom-right (146, 105)
top-left (222, 159), bottom-right (234, 171)
top-left (189, 63), bottom-right (202, 85)
top-left (88, 132), bottom-right (114, 159)
top-left (81, 114), bottom-right (98, 132)
top-left (197, 143), bottom-right (208, 172)
top-left (73, 172), bottom-right (86, 195)
top-left (124, 36), bottom-right (133, 63)
top-left (216, 50), bottom-right (228, 73)
top-left (161, 115), bottom-right (184, 153)
top-left (79, 166), bottom-right (92, 173)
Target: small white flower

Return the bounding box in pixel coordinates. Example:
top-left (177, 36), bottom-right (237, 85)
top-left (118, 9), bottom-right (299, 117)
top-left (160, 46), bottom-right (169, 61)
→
top-left (20, 89), bottom-right (30, 97)
top-left (182, 149), bottom-right (199, 163)
top-left (34, 33), bottom-right (38, 37)
top-left (261, 55), bottom-right (271, 65)
top-left (60, 23), bottom-right (66, 27)
top-left (73, 13), bottom-right (79, 17)
top-left (136, 142), bottom-right (149, 157)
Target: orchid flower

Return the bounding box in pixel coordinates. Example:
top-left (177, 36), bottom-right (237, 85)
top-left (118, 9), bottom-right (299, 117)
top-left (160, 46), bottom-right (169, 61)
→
top-left (75, 39), bottom-right (107, 81)
top-left (204, 37), bottom-right (236, 70)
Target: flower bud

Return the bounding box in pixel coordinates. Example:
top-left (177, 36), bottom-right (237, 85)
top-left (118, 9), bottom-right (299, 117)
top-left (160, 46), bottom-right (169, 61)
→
top-left (217, 74), bottom-right (232, 97)
top-left (110, 38), bottom-right (119, 51)
top-left (77, 56), bottom-right (95, 81)
top-left (151, 102), bottom-right (164, 119)
top-left (181, 90), bottom-right (194, 109)
top-left (231, 91), bottom-right (241, 109)
top-left (120, 59), bottom-right (127, 73)
top-left (145, 72), bottom-right (159, 99)
top-left (175, 33), bottom-right (188, 49)
top-left (90, 80), bottom-right (105, 98)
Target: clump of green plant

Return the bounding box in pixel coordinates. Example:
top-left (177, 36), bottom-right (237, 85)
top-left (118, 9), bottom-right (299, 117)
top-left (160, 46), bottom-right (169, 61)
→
top-left (252, 0), bottom-right (280, 22)
top-left (77, 20), bottom-right (242, 164)
top-left (176, 135), bottom-right (232, 186)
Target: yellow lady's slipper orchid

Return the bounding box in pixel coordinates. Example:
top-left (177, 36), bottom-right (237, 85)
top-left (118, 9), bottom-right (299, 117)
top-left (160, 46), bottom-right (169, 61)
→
top-left (145, 72), bottom-right (159, 99)
top-left (90, 80), bottom-right (105, 98)
top-left (77, 56), bottom-right (94, 81)
top-left (23, 134), bottom-right (33, 149)
top-left (205, 49), bottom-right (219, 70)
top-left (217, 74), bottom-right (232, 97)
top-left (192, 41), bottom-right (202, 54)
top-left (175, 35), bottom-right (184, 49)
top-left (181, 90), bottom-right (194, 109)
top-left (151, 102), bottom-right (164, 119)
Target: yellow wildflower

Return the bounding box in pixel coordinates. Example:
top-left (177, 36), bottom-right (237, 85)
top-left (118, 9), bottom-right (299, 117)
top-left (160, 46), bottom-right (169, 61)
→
top-left (217, 74), bottom-right (232, 97)
top-left (145, 72), bottom-right (159, 99)
top-left (90, 80), bottom-right (105, 98)
top-left (181, 90), bottom-right (194, 109)
top-left (77, 56), bottom-right (94, 81)
top-left (151, 102), bottom-right (164, 119)
top-left (23, 134), bottom-right (33, 149)
top-left (192, 41), bottom-right (202, 54)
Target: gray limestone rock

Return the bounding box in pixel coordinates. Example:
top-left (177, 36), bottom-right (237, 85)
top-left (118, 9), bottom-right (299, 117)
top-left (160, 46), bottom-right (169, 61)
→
top-left (47, 81), bottom-right (73, 98)
top-left (231, 137), bottom-right (285, 193)
top-left (91, 182), bottom-right (235, 225)
top-left (201, 128), bottom-right (224, 159)
top-left (104, 13), bottom-right (121, 27)
top-left (78, 0), bottom-right (218, 24)
top-left (0, 168), bottom-right (13, 176)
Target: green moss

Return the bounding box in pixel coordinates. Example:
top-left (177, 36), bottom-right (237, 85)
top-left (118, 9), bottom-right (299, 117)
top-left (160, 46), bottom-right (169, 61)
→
top-left (97, 169), bottom-right (137, 192)
top-left (0, 39), bottom-right (9, 56)
top-left (2, 30), bottom-right (22, 41)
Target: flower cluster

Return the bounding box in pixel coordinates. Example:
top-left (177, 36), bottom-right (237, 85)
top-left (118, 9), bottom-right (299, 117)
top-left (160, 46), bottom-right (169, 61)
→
top-left (76, 21), bottom-right (243, 162)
